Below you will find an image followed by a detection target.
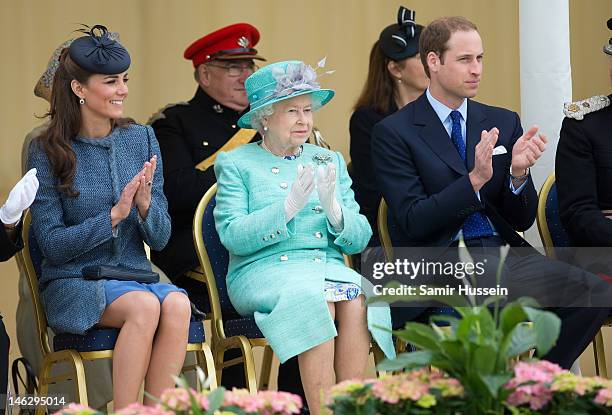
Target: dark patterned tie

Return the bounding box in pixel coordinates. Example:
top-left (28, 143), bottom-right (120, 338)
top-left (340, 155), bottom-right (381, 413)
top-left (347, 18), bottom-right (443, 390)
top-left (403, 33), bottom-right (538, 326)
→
top-left (450, 110), bottom-right (494, 240)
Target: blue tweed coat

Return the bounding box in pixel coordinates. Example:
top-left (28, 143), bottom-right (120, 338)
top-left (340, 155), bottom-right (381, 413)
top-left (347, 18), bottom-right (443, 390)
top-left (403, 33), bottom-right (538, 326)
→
top-left (214, 143), bottom-right (395, 363)
top-left (27, 124), bottom-right (171, 334)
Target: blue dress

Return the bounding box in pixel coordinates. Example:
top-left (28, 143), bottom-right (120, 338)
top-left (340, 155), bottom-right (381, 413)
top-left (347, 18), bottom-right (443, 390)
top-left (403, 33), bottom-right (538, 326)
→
top-left (28, 124), bottom-right (182, 334)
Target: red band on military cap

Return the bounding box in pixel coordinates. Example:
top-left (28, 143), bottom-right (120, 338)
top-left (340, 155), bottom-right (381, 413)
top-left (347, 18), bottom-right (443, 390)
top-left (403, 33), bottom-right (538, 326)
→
top-left (184, 22), bottom-right (265, 67)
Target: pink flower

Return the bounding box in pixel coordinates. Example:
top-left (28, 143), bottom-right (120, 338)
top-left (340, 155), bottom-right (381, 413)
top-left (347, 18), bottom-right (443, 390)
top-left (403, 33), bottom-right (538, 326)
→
top-left (506, 361), bottom-right (563, 389)
top-left (506, 383), bottom-right (553, 410)
top-left (595, 388), bottom-right (612, 407)
top-left (159, 387), bottom-right (195, 411)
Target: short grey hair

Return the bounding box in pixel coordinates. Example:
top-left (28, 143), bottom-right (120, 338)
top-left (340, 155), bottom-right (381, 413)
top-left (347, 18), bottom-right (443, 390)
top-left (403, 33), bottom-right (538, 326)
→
top-left (250, 104), bottom-right (275, 135)
top-left (250, 93), bottom-right (324, 135)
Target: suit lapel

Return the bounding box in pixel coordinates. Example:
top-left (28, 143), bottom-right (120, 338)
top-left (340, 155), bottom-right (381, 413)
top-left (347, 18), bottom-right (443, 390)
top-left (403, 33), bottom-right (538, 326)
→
top-left (414, 94), bottom-right (466, 175)
top-left (466, 100), bottom-right (487, 171)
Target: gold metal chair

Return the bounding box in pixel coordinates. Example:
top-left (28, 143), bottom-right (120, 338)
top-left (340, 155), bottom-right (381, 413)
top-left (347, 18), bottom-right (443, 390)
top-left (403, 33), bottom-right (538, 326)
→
top-left (377, 198), bottom-right (394, 262)
top-left (15, 211), bottom-right (217, 414)
top-left (192, 184), bottom-right (274, 394)
top-left (536, 172), bottom-right (611, 378)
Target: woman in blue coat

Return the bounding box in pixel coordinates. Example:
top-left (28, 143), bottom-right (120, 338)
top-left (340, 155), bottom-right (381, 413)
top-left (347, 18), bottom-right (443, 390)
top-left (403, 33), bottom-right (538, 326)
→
top-left (27, 26), bottom-right (190, 409)
top-left (214, 60), bottom-right (394, 414)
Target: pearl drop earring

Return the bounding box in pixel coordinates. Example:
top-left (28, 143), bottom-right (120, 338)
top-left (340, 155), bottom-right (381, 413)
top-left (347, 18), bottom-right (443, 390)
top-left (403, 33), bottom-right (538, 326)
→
top-left (79, 98), bottom-right (85, 105)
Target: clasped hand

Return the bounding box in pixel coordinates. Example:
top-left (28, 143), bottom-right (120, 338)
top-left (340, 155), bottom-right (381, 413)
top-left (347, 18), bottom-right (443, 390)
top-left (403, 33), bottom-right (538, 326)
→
top-left (284, 163), bottom-right (342, 228)
top-left (111, 155), bottom-right (157, 227)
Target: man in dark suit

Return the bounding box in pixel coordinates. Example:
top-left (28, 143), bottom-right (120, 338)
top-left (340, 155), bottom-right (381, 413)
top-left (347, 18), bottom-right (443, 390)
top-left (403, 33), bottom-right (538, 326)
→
top-left (556, 18), bottom-right (612, 272)
top-left (371, 16), bottom-right (611, 369)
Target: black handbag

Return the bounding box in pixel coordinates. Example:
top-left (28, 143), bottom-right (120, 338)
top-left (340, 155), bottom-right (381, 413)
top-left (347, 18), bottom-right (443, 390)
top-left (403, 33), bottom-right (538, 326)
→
top-left (82, 265), bottom-right (160, 284)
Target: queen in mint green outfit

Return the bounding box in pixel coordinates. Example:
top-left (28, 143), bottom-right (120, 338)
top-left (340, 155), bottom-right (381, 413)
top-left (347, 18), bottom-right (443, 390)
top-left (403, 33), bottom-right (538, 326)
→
top-left (213, 60), bottom-right (394, 413)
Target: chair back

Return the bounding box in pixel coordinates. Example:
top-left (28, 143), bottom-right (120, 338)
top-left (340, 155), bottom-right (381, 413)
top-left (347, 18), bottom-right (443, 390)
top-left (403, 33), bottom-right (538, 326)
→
top-left (193, 184), bottom-right (238, 326)
top-left (14, 211), bottom-right (52, 356)
top-left (377, 198), bottom-right (394, 261)
top-left (536, 173), bottom-right (571, 258)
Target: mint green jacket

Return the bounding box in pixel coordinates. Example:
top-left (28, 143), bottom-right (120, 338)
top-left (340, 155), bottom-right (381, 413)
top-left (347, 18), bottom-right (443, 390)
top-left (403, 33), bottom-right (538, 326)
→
top-left (214, 143), bottom-right (395, 363)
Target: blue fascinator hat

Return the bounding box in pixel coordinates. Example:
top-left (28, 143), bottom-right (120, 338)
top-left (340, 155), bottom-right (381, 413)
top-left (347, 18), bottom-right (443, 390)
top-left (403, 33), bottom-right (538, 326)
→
top-left (379, 6), bottom-right (423, 60)
top-left (69, 25), bottom-right (130, 74)
top-left (238, 59), bottom-right (335, 129)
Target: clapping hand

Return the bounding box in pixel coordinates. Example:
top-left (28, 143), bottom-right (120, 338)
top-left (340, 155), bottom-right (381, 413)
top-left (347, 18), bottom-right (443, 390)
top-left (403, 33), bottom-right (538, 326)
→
top-left (1, 168), bottom-right (39, 226)
top-left (134, 155), bottom-right (157, 219)
top-left (316, 163), bottom-right (343, 229)
top-left (469, 128), bottom-right (499, 192)
top-left (284, 164), bottom-right (315, 221)
top-left (511, 125), bottom-right (547, 176)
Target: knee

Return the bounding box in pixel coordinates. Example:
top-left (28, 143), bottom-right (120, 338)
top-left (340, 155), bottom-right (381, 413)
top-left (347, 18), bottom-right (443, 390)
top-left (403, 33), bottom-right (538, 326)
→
top-left (161, 292), bottom-right (191, 328)
top-left (337, 297), bottom-right (367, 328)
top-left (127, 292), bottom-right (161, 332)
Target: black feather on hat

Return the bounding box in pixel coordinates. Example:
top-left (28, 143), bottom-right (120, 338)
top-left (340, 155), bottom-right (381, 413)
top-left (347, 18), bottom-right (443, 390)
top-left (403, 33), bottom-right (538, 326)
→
top-left (69, 25), bottom-right (130, 74)
top-left (379, 6), bottom-right (423, 61)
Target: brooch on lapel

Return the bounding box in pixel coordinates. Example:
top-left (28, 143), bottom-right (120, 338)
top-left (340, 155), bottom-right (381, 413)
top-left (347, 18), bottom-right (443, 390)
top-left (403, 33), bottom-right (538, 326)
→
top-left (312, 153), bottom-right (333, 165)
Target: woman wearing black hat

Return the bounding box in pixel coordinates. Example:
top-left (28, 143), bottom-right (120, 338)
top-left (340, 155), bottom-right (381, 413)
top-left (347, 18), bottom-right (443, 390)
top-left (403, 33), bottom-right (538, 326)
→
top-left (27, 26), bottom-right (190, 408)
top-left (350, 7), bottom-right (428, 247)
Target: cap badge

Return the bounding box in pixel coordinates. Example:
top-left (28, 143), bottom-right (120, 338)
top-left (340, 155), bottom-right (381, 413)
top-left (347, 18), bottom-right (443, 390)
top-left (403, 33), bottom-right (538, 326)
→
top-left (238, 36), bottom-right (249, 48)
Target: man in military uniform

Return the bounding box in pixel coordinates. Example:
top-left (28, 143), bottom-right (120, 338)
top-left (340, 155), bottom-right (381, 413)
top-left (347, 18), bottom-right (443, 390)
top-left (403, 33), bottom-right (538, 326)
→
top-left (556, 18), bottom-right (612, 273)
top-left (149, 24), bottom-right (306, 403)
top-left (150, 23), bottom-right (265, 288)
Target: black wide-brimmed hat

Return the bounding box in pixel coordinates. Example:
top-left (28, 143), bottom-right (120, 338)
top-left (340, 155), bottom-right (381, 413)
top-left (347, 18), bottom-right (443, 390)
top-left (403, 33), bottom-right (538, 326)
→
top-left (379, 6), bottom-right (423, 61)
top-left (69, 25), bottom-right (130, 74)
top-left (604, 18), bottom-right (612, 56)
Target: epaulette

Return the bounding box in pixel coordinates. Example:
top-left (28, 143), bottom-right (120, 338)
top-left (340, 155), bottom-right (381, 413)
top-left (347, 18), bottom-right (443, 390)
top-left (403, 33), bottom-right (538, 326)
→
top-left (146, 101), bottom-right (189, 125)
top-left (563, 95), bottom-right (610, 120)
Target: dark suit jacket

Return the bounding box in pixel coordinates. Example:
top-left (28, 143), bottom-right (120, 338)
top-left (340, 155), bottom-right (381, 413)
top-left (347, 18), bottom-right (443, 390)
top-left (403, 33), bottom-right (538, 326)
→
top-left (0, 222), bottom-right (22, 262)
top-left (371, 93), bottom-right (537, 248)
top-left (556, 96), bottom-right (612, 246)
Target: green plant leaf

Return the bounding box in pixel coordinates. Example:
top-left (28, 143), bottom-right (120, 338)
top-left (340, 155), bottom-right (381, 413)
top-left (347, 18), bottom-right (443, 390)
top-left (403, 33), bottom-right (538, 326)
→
top-left (393, 322), bottom-right (441, 351)
top-left (376, 350), bottom-right (434, 371)
top-left (524, 307), bottom-right (561, 356)
top-left (437, 339), bottom-right (466, 366)
top-left (503, 322), bottom-right (537, 359)
top-left (478, 373), bottom-right (513, 399)
top-left (470, 344), bottom-right (497, 375)
top-left (499, 302), bottom-right (528, 335)
top-left (206, 387), bottom-right (225, 412)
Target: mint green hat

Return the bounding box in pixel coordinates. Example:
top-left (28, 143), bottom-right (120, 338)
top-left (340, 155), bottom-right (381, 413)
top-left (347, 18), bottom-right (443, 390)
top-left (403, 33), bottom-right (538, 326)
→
top-left (237, 60), bottom-right (335, 129)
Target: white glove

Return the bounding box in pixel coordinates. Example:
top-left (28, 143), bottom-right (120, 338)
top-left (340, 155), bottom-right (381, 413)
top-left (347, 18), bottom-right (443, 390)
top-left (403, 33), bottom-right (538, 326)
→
top-left (316, 164), bottom-right (343, 230)
top-left (1, 168), bottom-right (39, 225)
top-left (284, 164), bottom-right (315, 221)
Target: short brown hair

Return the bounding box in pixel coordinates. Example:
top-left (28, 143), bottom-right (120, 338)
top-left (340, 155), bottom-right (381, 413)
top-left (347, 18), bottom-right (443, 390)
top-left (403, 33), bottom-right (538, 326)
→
top-left (419, 16), bottom-right (478, 77)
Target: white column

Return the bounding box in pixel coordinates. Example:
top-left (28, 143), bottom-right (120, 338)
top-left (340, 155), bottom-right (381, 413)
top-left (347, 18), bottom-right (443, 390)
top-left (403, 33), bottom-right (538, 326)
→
top-left (519, 0), bottom-right (572, 246)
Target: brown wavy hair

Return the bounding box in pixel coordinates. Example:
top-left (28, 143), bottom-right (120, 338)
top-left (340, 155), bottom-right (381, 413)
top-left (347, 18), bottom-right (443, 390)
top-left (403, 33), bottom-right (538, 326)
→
top-left (354, 40), bottom-right (404, 115)
top-left (40, 48), bottom-right (132, 197)
top-left (419, 16), bottom-right (478, 78)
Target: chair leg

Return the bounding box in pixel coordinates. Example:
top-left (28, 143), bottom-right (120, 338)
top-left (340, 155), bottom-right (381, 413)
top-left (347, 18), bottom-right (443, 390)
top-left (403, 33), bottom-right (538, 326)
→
top-left (197, 343), bottom-right (217, 389)
top-left (593, 329), bottom-right (608, 378)
top-left (371, 343), bottom-right (387, 377)
top-left (235, 337), bottom-right (258, 394)
top-left (36, 350), bottom-right (88, 415)
top-left (258, 345), bottom-right (273, 391)
top-left (35, 360), bottom-right (53, 415)
top-left (213, 347), bottom-right (225, 387)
